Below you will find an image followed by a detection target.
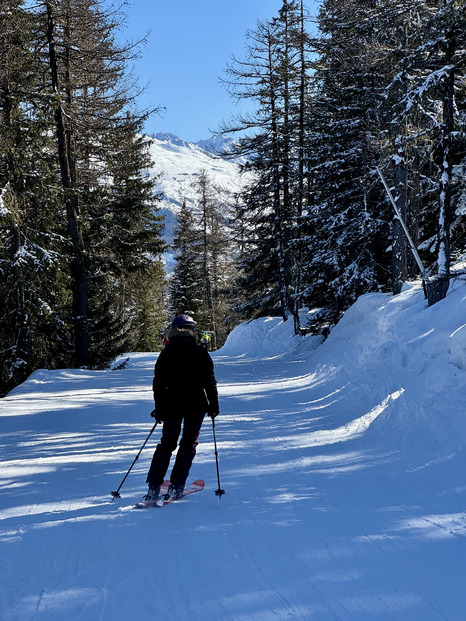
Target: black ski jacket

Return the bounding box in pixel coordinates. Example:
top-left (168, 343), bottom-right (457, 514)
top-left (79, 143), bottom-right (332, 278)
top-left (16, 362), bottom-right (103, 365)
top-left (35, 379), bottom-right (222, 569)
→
top-left (152, 333), bottom-right (219, 419)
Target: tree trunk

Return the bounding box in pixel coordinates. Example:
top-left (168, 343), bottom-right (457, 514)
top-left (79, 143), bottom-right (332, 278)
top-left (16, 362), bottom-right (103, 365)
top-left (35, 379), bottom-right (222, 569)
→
top-left (268, 30), bottom-right (289, 321)
top-left (428, 11), bottom-right (455, 307)
top-left (391, 156), bottom-right (408, 295)
top-left (46, 0), bottom-right (89, 366)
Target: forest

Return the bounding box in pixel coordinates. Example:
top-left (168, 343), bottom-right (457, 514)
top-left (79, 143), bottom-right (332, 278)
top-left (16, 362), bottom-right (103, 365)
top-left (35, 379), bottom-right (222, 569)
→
top-left (221, 0), bottom-right (466, 334)
top-left (1, 0), bottom-right (465, 395)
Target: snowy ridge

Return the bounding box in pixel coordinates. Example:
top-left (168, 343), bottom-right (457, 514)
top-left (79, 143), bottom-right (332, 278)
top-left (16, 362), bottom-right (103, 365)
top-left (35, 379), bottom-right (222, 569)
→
top-left (2, 279), bottom-right (466, 619)
top-left (147, 132), bottom-right (246, 247)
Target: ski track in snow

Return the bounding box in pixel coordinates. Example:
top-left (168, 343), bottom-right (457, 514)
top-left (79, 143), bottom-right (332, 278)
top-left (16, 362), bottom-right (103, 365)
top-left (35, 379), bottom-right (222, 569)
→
top-left (2, 281), bottom-right (466, 619)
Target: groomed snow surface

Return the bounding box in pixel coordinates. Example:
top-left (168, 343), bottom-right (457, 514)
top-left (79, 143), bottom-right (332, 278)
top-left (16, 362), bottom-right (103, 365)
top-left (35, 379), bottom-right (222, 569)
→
top-left (2, 278), bottom-right (466, 620)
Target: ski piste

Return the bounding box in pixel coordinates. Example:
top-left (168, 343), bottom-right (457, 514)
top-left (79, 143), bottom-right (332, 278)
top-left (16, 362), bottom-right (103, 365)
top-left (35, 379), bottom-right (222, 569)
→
top-left (135, 479), bottom-right (205, 509)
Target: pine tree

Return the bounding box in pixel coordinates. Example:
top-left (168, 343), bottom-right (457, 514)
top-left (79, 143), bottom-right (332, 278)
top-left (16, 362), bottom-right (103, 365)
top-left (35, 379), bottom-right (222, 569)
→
top-left (132, 260), bottom-right (167, 352)
top-left (0, 2), bottom-right (71, 393)
top-left (1, 0), bottom-right (167, 392)
top-left (298, 0), bottom-right (391, 324)
top-left (370, 1), bottom-right (427, 293)
top-left (86, 114), bottom-right (165, 365)
top-left (376, 0), bottom-right (466, 301)
top-left (38, 0), bottom-right (166, 366)
top-left (169, 172), bottom-right (237, 348)
top-left (221, 0), bottom-right (466, 331)
top-left (221, 3), bottom-right (313, 323)
top-left (169, 200), bottom-right (205, 321)
top-left (417, 0), bottom-right (466, 299)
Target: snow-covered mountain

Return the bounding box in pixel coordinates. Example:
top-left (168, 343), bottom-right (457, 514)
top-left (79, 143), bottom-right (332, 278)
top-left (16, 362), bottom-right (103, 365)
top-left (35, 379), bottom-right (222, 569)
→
top-left (195, 134), bottom-right (242, 158)
top-left (146, 132), bottom-right (246, 251)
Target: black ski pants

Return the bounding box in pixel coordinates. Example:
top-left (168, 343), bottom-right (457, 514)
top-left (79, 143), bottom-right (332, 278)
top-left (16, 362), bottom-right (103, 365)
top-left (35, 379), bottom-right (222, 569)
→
top-left (146, 412), bottom-right (205, 489)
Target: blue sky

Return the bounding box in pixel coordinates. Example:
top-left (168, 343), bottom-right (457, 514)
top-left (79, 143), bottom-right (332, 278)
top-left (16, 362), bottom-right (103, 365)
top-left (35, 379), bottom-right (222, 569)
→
top-left (123, 1), bottom-right (319, 143)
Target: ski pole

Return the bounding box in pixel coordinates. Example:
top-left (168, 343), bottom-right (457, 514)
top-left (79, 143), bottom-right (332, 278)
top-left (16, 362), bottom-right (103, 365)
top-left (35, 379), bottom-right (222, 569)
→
top-left (211, 417), bottom-right (225, 497)
top-left (111, 417), bottom-right (158, 500)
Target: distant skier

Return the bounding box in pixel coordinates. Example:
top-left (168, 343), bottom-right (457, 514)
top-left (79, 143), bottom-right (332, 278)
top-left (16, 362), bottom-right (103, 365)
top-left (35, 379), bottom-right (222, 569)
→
top-left (144, 314), bottom-right (220, 502)
top-left (201, 331), bottom-right (211, 351)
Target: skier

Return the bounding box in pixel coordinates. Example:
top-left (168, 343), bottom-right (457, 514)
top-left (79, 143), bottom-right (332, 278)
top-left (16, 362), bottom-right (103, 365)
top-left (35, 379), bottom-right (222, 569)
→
top-left (201, 331), bottom-right (211, 351)
top-left (144, 314), bottom-right (220, 502)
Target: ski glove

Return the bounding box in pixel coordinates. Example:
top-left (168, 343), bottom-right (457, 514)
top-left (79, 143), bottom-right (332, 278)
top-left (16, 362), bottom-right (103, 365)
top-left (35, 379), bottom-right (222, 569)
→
top-left (207, 403), bottom-right (219, 419)
top-left (150, 408), bottom-right (163, 424)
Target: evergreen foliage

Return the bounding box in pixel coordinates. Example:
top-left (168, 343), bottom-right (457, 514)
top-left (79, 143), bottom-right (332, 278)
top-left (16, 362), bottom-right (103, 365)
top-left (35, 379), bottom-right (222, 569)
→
top-left (0, 1), bottom-right (165, 395)
top-left (170, 200), bottom-right (205, 321)
top-left (1, 0), bottom-right (466, 394)
top-left (169, 172), bottom-right (237, 349)
top-left (0, 2), bottom-right (71, 391)
top-left (221, 0), bottom-right (466, 332)
top-left (221, 1), bottom-right (314, 323)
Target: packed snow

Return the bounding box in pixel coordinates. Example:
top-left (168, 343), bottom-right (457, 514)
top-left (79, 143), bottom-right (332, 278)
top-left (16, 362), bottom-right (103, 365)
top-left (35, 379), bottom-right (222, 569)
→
top-left (2, 277), bottom-right (466, 620)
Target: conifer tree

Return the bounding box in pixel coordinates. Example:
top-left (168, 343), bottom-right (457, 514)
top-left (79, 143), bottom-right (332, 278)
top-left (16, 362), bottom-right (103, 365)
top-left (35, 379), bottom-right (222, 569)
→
top-left (415, 0), bottom-right (466, 299)
top-left (132, 260), bottom-right (167, 352)
top-left (86, 114), bottom-right (165, 365)
top-left (0, 2), bottom-right (70, 393)
top-left (376, 0), bottom-right (466, 301)
top-left (1, 0), bottom-right (166, 392)
top-left (38, 0), bottom-right (165, 366)
top-left (293, 0), bottom-right (391, 321)
top-left (170, 173), bottom-right (236, 348)
top-left (222, 2), bottom-right (313, 323)
top-left (170, 200), bottom-right (204, 321)
top-left (221, 0), bottom-right (466, 331)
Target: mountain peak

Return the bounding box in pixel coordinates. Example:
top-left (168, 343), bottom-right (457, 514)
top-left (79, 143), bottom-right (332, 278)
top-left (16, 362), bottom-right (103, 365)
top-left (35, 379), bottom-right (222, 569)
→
top-left (195, 135), bottom-right (237, 156)
top-left (151, 132), bottom-right (194, 150)
top-left (151, 131), bottom-right (238, 158)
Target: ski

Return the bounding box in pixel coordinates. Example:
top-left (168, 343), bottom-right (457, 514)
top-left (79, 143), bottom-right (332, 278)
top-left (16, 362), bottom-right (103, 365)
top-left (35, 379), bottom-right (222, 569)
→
top-left (134, 479), bottom-right (205, 509)
top-left (156, 479), bottom-right (205, 507)
top-left (134, 479), bottom-right (170, 509)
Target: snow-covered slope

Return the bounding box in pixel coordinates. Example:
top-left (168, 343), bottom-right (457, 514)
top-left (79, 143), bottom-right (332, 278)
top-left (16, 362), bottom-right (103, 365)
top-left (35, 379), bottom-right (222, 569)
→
top-left (2, 277), bottom-right (466, 620)
top-left (147, 132), bottom-right (245, 246)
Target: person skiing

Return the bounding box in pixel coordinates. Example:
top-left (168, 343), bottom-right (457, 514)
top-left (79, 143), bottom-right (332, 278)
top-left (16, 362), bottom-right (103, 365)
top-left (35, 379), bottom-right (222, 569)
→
top-left (201, 331), bottom-right (211, 351)
top-left (144, 314), bottom-right (220, 502)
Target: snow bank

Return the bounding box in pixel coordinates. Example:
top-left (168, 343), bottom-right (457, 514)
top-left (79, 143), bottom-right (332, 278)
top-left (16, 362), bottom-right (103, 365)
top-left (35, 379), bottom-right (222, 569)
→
top-left (450, 323), bottom-right (466, 370)
top-left (218, 310), bottom-right (322, 360)
top-left (110, 352), bottom-right (158, 370)
top-left (321, 278), bottom-right (466, 457)
top-left (220, 277), bottom-right (466, 460)
top-left (218, 316), bottom-right (297, 359)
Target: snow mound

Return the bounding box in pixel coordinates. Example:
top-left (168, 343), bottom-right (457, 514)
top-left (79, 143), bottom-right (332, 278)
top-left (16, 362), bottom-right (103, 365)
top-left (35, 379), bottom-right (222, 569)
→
top-left (323, 279), bottom-right (466, 456)
top-left (217, 312), bottom-right (322, 360)
top-left (111, 352), bottom-right (158, 370)
top-left (450, 323), bottom-right (466, 370)
top-left (217, 317), bottom-right (296, 359)
top-left (218, 276), bottom-right (466, 458)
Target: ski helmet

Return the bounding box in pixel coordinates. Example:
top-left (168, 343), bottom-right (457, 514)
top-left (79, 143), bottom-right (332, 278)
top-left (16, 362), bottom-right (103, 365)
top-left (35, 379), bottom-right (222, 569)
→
top-left (172, 314), bottom-right (196, 329)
